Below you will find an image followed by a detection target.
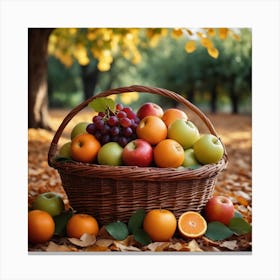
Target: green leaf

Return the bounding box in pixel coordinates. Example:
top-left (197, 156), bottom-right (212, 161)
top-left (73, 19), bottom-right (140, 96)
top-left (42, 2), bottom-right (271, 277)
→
top-left (128, 209), bottom-right (146, 234)
top-left (234, 210), bottom-right (243, 218)
top-left (53, 210), bottom-right (74, 236)
top-left (133, 228), bottom-right (152, 246)
top-left (205, 221), bottom-right (233, 241)
top-left (88, 97), bottom-right (115, 112)
top-left (229, 217), bottom-right (251, 235)
top-left (105, 221), bottom-right (129, 241)
top-left (54, 156), bottom-right (74, 163)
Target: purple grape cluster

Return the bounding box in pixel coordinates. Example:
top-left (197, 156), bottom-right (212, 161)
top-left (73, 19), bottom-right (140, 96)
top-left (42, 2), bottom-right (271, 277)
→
top-left (86, 103), bottom-right (140, 147)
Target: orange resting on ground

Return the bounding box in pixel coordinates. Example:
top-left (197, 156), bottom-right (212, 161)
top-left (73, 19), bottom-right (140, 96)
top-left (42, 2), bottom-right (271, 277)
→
top-left (66, 213), bottom-right (99, 239)
top-left (178, 211), bottom-right (207, 239)
top-left (153, 139), bottom-right (184, 168)
top-left (143, 209), bottom-right (177, 242)
top-left (28, 210), bottom-right (55, 244)
top-left (161, 108), bottom-right (188, 128)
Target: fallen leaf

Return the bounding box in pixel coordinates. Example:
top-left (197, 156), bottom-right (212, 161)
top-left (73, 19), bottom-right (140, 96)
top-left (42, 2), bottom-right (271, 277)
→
top-left (113, 241), bottom-right (141, 252)
top-left (220, 240), bottom-right (238, 250)
top-left (147, 242), bottom-right (170, 252)
top-left (188, 239), bottom-right (203, 252)
top-left (168, 242), bottom-right (190, 251)
top-left (46, 241), bottom-right (76, 252)
top-left (85, 245), bottom-right (110, 252)
top-left (68, 233), bottom-right (96, 247)
top-left (95, 238), bottom-right (114, 248)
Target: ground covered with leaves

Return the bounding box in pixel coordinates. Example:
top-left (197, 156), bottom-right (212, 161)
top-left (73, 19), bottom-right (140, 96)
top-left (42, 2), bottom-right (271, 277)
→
top-left (28, 109), bottom-right (252, 253)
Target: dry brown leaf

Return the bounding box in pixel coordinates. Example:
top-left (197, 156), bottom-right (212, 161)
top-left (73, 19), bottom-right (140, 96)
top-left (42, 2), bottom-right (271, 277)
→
top-left (68, 233), bottom-right (96, 247)
top-left (188, 239), bottom-right (203, 252)
top-left (147, 242), bottom-right (170, 252)
top-left (220, 240), bottom-right (238, 250)
top-left (168, 242), bottom-right (190, 252)
top-left (85, 245), bottom-right (110, 252)
top-left (95, 238), bottom-right (114, 248)
top-left (113, 241), bottom-right (141, 252)
top-left (46, 241), bottom-right (76, 252)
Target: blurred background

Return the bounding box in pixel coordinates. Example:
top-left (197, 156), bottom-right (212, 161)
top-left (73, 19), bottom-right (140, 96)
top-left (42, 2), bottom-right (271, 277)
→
top-left (47, 28), bottom-right (251, 113)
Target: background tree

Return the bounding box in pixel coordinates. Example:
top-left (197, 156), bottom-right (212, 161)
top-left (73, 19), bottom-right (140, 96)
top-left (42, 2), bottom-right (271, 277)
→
top-left (29, 27), bottom-right (243, 129)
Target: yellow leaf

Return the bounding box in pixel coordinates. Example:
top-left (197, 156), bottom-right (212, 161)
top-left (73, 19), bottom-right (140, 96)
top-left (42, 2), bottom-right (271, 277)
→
top-left (219, 28), bottom-right (229, 40)
top-left (185, 40), bottom-right (196, 53)
top-left (172, 28), bottom-right (183, 38)
top-left (207, 28), bottom-right (215, 37)
top-left (207, 47), bottom-right (219, 58)
top-left (97, 61), bottom-right (111, 72)
top-left (200, 37), bottom-right (213, 48)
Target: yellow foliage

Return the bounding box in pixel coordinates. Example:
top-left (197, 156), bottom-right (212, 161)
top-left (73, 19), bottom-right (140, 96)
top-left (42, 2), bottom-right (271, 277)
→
top-left (185, 40), bottom-right (196, 53)
top-left (120, 92), bottom-right (139, 104)
top-left (48, 28), bottom-right (242, 70)
top-left (200, 37), bottom-right (213, 48)
top-left (207, 47), bottom-right (219, 59)
top-left (219, 28), bottom-right (229, 40)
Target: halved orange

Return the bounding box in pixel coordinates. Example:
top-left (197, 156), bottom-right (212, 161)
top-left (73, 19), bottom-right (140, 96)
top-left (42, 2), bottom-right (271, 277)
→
top-left (178, 211), bottom-right (207, 239)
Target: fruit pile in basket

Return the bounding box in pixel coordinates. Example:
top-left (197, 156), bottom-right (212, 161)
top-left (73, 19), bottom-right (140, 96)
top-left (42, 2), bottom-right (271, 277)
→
top-left (58, 98), bottom-right (224, 168)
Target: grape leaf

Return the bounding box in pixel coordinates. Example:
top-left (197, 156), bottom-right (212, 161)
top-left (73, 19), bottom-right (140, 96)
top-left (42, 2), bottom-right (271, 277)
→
top-left (205, 221), bottom-right (233, 241)
top-left (128, 209), bottom-right (145, 234)
top-left (88, 97), bottom-right (115, 112)
top-left (105, 221), bottom-right (129, 241)
top-left (228, 217), bottom-right (251, 235)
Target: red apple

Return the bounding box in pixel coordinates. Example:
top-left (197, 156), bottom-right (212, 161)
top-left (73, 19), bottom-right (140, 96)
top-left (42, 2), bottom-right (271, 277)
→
top-left (122, 139), bottom-right (153, 167)
top-left (137, 102), bottom-right (164, 120)
top-left (204, 196), bottom-right (235, 225)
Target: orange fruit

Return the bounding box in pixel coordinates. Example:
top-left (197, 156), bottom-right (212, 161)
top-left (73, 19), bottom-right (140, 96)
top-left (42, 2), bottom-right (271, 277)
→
top-left (66, 213), bottom-right (99, 239)
top-left (71, 133), bottom-right (101, 163)
top-left (178, 211), bottom-right (207, 239)
top-left (136, 116), bottom-right (168, 145)
top-left (143, 209), bottom-right (177, 241)
top-left (28, 210), bottom-right (55, 244)
top-left (162, 108), bottom-right (188, 128)
top-left (154, 139), bottom-right (184, 168)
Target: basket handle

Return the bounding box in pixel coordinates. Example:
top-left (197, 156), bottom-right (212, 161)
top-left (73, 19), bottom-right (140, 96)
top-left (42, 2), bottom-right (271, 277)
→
top-left (48, 85), bottom-right (227, 165)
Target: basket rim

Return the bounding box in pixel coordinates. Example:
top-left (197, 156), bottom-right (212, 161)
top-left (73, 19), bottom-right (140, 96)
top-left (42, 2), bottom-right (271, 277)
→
top-left (49, 154), bottom-right (228, 181)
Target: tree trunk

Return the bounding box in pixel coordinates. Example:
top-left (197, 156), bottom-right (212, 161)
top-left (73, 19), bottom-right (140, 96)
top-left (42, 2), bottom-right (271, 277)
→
top-left (230, 88), bottom-right (239, 114)
top-left (210, 84), bottom-right (218, 113)
top-left (81, 64), bottom-right (99, 100)
top-left (28, 28), bottom-right (54, 129)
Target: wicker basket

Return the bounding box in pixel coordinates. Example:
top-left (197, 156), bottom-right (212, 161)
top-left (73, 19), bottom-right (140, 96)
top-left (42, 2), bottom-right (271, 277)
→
top-left (48, 85), bottom-right (228, 225)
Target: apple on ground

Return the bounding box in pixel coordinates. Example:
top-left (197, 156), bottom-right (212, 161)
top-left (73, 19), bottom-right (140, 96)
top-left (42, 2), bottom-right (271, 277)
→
top-left (167, 119), bottom-right (200, 149)
top-left (97, 142), bottom-right (123, 166)
top-left (182, 148), bottom-right (201, 168)
top-left (58, 141), bottom-right (72, 158)
top-left (204, 195), bottom-right (235, 225)
top-left (137, 102), bottom-right (164, 120)
top-left (71, 122), bottom-right (90, 139)
top-left (122, 139), bottom-right (153, 167)
top-left (32, 192), bottom-right (65, 217)
top-left (193, 134), bottom-right (224, 164)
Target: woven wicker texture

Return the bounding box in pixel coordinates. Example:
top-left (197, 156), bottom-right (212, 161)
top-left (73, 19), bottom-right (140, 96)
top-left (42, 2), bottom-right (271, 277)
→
top-left (48, 85), bottom-right (228, 224)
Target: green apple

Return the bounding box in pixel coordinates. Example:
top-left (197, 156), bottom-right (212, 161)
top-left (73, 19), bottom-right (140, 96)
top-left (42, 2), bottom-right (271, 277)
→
top-left (167, 119), bottom-right (200, 149)
top-left (71, 122), bottom-right (90, 139)
top-left (32, 192), bottom-right (65, 216)
top-left (97, 142), bottom-right (123, 166)
top-left (193, 134), bottom-right (224, 164)
top-left (58, 141), bottom-right (71, 158)
top-left (182, 148), bottom-right (201, 167)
